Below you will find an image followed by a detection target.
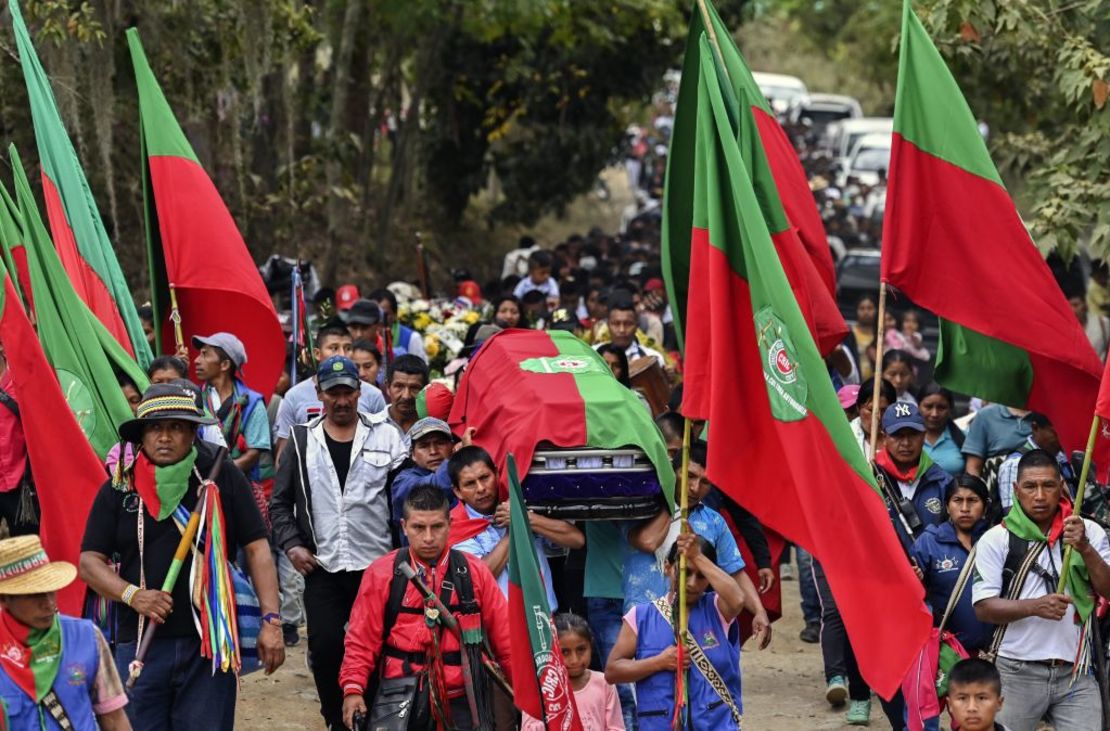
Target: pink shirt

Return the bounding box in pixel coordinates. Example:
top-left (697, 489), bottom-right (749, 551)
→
top-left (0, 371), bottom-right (26, 493)
top-left (521, 670), bottom-right (624, 731)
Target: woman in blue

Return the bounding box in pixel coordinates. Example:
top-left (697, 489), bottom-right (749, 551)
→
top-left (917, 383), bottom-right (966, 475)
top-left (910, 473), bottom-right (995, 654)
top-left (605, 533), bottom-right (745, 731)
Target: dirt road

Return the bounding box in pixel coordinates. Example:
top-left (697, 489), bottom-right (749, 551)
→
top-left (237, 576), bottom-right (895, 730)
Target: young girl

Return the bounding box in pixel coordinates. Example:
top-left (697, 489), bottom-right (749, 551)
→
top-left (606, 535), bottom-right (744, 731)
top-left (884, 309), bottom-right (930, 361)
top-left (881, 349), bottom-right (918, 404)
top-left (522, 614), bottom-right (625, 731)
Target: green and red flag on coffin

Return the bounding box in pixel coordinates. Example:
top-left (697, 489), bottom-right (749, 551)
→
top-left (11, 0), bottom-right (152, 368)
top-left (882, 2), bottom-right (1109, 473)
top-left (669, 35), bottom-right (931, 697)
top-left (664, 1), bottom-right (842, 354)
top-left (0, 253), bottom-right (104, 616)
top-left (10, 145), bottom-right (148, 459)
top-left (128, 29), bottom-right (284, 399)
top-left (448, 329), bottom-right (674, 506)
top-left (506, 453), bottom-right (584, 731)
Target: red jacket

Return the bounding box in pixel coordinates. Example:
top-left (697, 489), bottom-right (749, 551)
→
top-left (340, 548), bottom-right (512, 697)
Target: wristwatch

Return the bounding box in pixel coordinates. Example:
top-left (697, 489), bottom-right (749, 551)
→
top-left (261, 612), bottom-right (282, 627)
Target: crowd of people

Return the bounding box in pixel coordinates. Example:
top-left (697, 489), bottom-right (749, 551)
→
top-left (0, 80), bottom-right (1107, 731)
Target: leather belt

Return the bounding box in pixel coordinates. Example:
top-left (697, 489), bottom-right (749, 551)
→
top-left (1031, 658), bottom-right (1071, 667)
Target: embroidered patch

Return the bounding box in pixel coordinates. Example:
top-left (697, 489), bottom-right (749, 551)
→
top-left (701, 630), bottom-right (720, 649)
top-left (925, 497), bottom-right (943, 515)
top-left (0, 642), bottom-right (24, 668)
top-left (934, 556), bottom-right (959, 573)
top-left (66, 663), bottom-right (87, 686)
top-left (754, 307), bottom-right (808, 422)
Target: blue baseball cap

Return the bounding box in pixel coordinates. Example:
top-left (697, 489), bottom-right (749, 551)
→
top-left (317, 356), bottom-right (360, 392)
top-left (882, 401), bottom-right (925, 434)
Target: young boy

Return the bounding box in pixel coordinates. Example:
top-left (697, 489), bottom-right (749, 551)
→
top-left (946, 658), bottom-right (1007, 731)
top-left (513, 248), bottom-right (560, 302)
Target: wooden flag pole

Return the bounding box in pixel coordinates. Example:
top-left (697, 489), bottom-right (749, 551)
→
top-left (675, 416), bottom-right (692, 729)
top-left (1056, 414), bottom-right (1100, 594)
top-left (678, 417), bottom-right (692, 631)
top-left (869, 282), bottom-right (889, 460)
top-left (168, 283), bottom-right (185, 352)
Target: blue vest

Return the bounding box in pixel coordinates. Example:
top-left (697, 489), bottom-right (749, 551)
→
top-left (0, 617), bottom-right (101, 731)
top-left (633, 594), bottom-right (742, 731)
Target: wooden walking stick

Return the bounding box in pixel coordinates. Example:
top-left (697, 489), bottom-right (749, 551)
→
top-left (126, 447), bottom-right (227, 690)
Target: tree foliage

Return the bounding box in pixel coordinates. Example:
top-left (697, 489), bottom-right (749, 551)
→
top-left (0, 0), bottom-right (694, 290)
top-left (917, 0), bottom-right (1110, 260)
top-left (755, 0), bottom-right (1110, 261)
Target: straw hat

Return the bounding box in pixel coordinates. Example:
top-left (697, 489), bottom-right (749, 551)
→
top-left (0, 536), bottom-right (76, 595)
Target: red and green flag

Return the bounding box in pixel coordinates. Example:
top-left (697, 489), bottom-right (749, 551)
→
top-left (667, 34), bottom-right (931, 698)
top-left (506, 453), bottom-right (584, 731)
top-left (128, 29), bottom-right (285, 399)
top-left (664, 1), bottom-right (842, 355)
top-left (882, 2), bottom-right (1107, 467)
top-left (0, 254), bottom-right (105, 616)
top-left (11, 0), bottom-right (152, 368)
top-left (0, 183), bottom-right (31, 311)
top-left (9, 145), bottom-right (148, 458)
top-left (448, 329), bottom-right (674, 506)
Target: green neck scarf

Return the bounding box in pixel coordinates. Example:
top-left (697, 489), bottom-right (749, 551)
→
top-left (134, 447), bottom-right (198, 521)
top-left (1006, 497), bottom-right (1093, 622)
top-left (0, 611), bottom-right (62, 702)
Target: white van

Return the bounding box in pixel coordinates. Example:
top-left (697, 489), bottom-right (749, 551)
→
top-left (839, 132), bottom-right (893, 187)
top-left (829, 117), bottom-right (893, 165)
top-left (752, 72), bottom-right (808, 115)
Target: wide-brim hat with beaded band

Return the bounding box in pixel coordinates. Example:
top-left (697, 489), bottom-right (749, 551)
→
top-left (0, 535), bottom-right (76, 595)
top-left (118, 382), bottom-right (217, 444)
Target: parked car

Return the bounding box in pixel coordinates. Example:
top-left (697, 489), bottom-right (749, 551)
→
top-left (789, 93), bottom-right (862, 135)
top-left (836, 248), bottom-right (882, 322)
top-left (752, 71), bottom-right (808, 116)
top-left (827, 117), bottom-right (893, 165)
top-left (838, 132), bottom-right (892, 187)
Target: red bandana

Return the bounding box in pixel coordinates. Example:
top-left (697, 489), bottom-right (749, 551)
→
top-left (446, 503), bottom-right (491, 547)
top-left (875, 449), bottom-right (918, 482)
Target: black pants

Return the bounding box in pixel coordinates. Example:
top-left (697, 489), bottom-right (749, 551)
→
top-left (812, 561), bottom-right (907, 727)
top-left (304, 569), bottom-right (365, 730)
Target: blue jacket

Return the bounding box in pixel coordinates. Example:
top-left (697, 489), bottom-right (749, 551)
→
top-left (390, 461), bottom-right (456, 524)
top-left (882, 463), bottom-right (951, 538)
top-left (633, 594), bottom-right (742, 731)
top-left (0, 616), bottom-right (102, 730)
top-left (910, 520), bottom-right (994, 653)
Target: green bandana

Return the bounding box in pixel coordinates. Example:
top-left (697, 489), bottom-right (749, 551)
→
top-left (1005, 497), bottom-right (1093, 622)
top-left (134, 447), bottom-right (198, 521)
top-left (917, 448), bottom-right (934, 476)
top-left (0, 611), bottom-right (62, 702)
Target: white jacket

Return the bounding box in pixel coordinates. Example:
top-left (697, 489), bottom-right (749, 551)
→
top-left (297, 411), bottom-right (406, 572)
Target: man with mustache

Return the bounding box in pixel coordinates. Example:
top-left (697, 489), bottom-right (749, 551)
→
top-left (270, 355), bottom-right (407, 730)
top-left (382, 354), bottom-right (428, 449)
